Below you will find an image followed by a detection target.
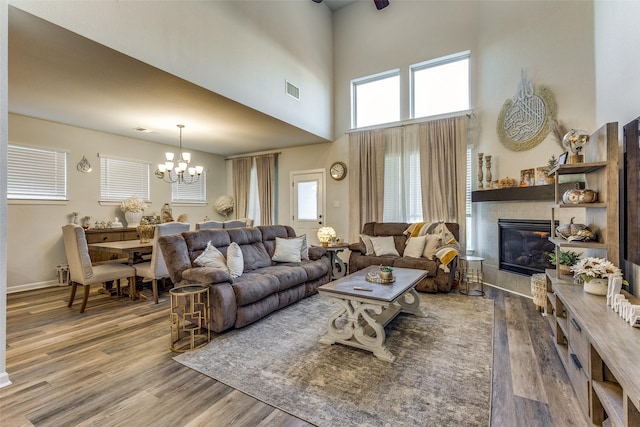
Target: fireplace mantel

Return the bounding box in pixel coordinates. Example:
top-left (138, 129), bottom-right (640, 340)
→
top-left (472, 182), bottom-right (584, 202)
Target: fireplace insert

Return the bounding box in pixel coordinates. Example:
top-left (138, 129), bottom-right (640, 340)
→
top-left (498, 219), bottom-right (557, 276)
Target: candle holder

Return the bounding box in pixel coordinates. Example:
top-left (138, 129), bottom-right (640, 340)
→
top-left (477, 153), bottom-right (484, 190)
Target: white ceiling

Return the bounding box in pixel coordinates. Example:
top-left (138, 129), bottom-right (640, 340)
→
top-left (8, 6), bottom-right (329, 157)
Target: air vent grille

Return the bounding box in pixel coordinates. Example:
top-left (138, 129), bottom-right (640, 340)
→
top-left (286, 80), bottom-right (300, 100)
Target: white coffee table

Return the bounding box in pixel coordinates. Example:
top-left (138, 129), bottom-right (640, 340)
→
top-left (318, 266), bottom-right (428, 362)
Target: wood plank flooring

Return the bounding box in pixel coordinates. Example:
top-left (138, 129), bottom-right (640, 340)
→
top-left (1, 284), bottom-right (589, 426)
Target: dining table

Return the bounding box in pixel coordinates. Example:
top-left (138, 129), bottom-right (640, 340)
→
top-left (87, 240), bottom-right (153, 300)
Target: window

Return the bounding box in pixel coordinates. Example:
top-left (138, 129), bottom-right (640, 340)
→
top-left (99, 154), bottom-right (150, 202)
top-left (247, 161), bottom-right (261, 226)
top-left (383, 135), bottom-right (422, 223)
top-left (352, 70), bottom-right (400, 128)
top-left (172, 173), bottom-right (206, 204)
top-left (8, 144), bottom-right (67, 200)
top-left (411, 51), bottom-right (470, 119)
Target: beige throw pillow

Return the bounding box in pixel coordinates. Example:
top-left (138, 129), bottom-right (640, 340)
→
top-left (423, 234), bottom-right (441, 260)
top-left (404, 236), bottom-right (427, 258)
top-left (272, 237), bottom-right (303, 263)
top-left (370, 236), bottom-right (400, 256)
top-left (360, 234), bottom-right (375, 255)
top-left (227, 242), bottom-right (244, 278)
top-left (299, 234), bottom-right (309, 260)
top-left (194, 241), bottom-right (228, 271)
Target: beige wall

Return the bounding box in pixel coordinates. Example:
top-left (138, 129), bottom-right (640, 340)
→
top-left (10, 0), bottom-right (334, 140)
top-left (7, 114), bottom-right (227, 291)
top-left (594, 0), bottom-right (640, 297)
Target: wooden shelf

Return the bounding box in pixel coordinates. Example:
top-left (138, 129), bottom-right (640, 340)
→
top-left (549, 161), bottom-right (607, 176)
top-left (549, 237), bottom-right (607, 249)
top-left (552, 202), bottom-right (607, 209)
top-left (472, 182), bottom-right (584, 202)
top-left (592, 380), bottom-right (624, 427)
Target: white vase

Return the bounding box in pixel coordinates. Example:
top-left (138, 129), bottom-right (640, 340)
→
top-left (124, 211), bottom-right (143, 228)
top-left (584, 277), bottom-right (608, 296)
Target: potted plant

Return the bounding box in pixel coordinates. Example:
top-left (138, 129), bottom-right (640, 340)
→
top-left (379, 265), bottom-right (393, 280)
top-left (570, 257), bottom-right (622, 296)
top-left (548, 250), bottom-right (581, 276)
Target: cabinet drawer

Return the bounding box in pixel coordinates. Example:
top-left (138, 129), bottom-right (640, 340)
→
top-left (122, 231), bottom-right (139, 241)
top-left (86, 232), bottom-right (123, 243)
top-left (567, 346), bottom-right (590, 416)
top-left (567, 310), bottom-right (590, 366)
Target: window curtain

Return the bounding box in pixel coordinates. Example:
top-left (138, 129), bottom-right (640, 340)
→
top-left (383, 127), bottom-right (422, 222)
top-left (418, 115), bottom-right (468, 249)
top-left (348, 129), bottom-right (385, 243)
top-left (232, 157), bottom-right (251, 220)
top-left (255, 154), bottom-right (276, 225)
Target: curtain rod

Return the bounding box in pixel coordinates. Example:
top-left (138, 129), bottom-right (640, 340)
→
top-left (345, 110), bottom-right (474, 134)
top-left (224, 151), bottom-right (281, 161)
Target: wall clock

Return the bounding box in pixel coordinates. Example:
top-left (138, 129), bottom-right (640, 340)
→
top-left (330, 161), bottom-right (347, 181)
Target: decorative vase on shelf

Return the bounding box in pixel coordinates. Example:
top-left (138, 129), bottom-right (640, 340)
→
top-left (124, 211), bottom-right (143, 228)
top-left (584, 278), bottom-right (608, 296)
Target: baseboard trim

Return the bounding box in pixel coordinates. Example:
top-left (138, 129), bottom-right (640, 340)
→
top-left (8, 280), bottom-right (62, 294)
top-left (484, 282), bottom-right (533, 299)
top-left (0, 372), bottom-right (12, 389)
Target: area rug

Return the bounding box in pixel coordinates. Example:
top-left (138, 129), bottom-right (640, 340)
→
top-left (174, 292), bottom-right (494, 427)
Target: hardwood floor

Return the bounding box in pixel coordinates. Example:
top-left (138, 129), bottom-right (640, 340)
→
top-left (1, 284), bottom-right (588, 426)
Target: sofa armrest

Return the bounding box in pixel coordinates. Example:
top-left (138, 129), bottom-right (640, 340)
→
top-left (182, 267), bottom-right (233, 285)
top-left (308, 246), bottom-right (327, 260)
top-left (349, 241), bottom-right (365, 253)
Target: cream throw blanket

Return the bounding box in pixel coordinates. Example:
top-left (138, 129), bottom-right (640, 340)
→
top-left (404, 222), bottom-right (460, 273)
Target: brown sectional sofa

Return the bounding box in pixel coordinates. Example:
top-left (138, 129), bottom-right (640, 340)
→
top-left (348, 222), bottom-right (459, 293)
top-left (159, 225), bottom-right (331, 333)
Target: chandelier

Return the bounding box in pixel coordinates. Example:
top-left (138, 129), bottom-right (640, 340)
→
top-left (155, 124), bottom-right (203, 184)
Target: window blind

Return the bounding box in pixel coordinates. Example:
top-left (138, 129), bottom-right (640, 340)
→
top-left (8, 145), bottom-right (67, 200)
top-left (100, 155), bottom-right (150, 201)
top-left (172, 172), bottom-right (206, 203)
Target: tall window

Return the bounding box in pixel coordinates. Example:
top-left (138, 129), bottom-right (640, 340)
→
top-left (99, 154), bottom-right (150, 202)
top-left (411, 51), bottom-right (470, 119)
top-left (172, 173), bottom-right (206, 204)
top-left (382, 130), bottom-right (422, 223)
top-left (8, 144), bottom-right (67, 200)
top-left (352, 70), bottom-right (400, 128)
top-left (247, 160), bottom-right (261, 226)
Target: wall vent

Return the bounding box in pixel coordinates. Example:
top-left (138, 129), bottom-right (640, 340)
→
top-left (286, 80), bottom-right (300, 100)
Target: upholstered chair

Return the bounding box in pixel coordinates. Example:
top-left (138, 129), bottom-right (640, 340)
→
top-left (195, 220), bottom-right (223, 230)
top-left (62, 224), bottom-right (136, 313)
top-left (134, 222), bottom-right (190, 303)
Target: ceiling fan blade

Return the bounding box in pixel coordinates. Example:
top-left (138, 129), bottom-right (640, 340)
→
top-left (373, 0), bottom-right (389, 10)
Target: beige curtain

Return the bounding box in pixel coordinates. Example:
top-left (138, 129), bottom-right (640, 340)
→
top-left (418, 115), bottom-right (468, 249)
top-left (232, 157), bottom-right (251, 220)
top-left (348, 129), bottom-right (385, 243)
top-left (255, 154), bottom-right (276, 225)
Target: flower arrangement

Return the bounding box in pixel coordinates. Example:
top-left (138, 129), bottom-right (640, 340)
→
top-left (120, 196), bottom-right (147, 213)
top-left (570, 257), bottom-right (622, 283)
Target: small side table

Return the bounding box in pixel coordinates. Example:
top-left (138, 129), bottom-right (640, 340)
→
top-left (314, 243), bottom-right (349, 279)
top-left (459, 256), bottom-right (485, 297)
top-left (169, 285), bottom-right (211, 352)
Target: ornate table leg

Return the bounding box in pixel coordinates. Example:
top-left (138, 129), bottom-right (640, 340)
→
top-left (397, 288), bottom-right (428, 317)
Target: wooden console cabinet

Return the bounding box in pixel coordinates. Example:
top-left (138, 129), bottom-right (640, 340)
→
top-left (85, 227), bottom-right (139, 263)
top-left (546, 281), bottom-right (640, 426)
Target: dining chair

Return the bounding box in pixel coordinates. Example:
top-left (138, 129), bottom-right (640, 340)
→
top-left (62, 224), bottom-right (136, 313)
top-left (134, 222), bottom-right (191, 303)
top-left (195, 220), bottom-right (223, 230)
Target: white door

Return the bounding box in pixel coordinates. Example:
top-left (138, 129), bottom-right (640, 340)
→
top-left (291, 169), bottom-right (325, 244)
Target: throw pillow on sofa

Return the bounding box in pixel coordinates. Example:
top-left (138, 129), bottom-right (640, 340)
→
top-left (194, 241), bottom-right (229, 271)
top-left (404, 235), bottom-right (427, 258)
top-left (272, 236), bottom-right (303, 263)
top-left (227, 242), bottom-right (244, 278)
top-left (299, 234), bottom-right (309, 260)
top-left (423, 234), bottom-right (441, 259)
top-left (370, 236), bottom-right (400, 256)
top-left (360, 234), bottom-right (375, 255)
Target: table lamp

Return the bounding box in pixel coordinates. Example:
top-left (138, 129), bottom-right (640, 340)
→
top-left (317, 226), bottom-right (337, 246)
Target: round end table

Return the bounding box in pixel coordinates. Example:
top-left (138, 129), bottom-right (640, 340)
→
top-left (458, 255), bottom-right (485, 297)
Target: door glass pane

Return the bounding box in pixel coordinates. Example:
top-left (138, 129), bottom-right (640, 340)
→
top-left (297, 180), bottom-right (318, 220)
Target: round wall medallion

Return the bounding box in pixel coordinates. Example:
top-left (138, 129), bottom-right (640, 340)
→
top-left (330, 161), bottom-right (347, 181)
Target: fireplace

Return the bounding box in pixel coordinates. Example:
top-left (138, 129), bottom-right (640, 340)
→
top-left (498, 219), bottom-right (557, 276)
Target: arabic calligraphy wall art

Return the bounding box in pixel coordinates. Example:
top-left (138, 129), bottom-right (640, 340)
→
top-left (496, 69), bottom-right (558, 151)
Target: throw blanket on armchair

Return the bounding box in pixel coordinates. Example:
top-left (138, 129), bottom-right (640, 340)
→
top-left (404, 222), bottom-right (460, 272)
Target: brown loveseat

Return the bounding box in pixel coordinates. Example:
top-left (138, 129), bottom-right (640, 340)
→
top-left (159, 225), bottom-right (331, 333)
top-left (348, 222), bottom-right (459, 293)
